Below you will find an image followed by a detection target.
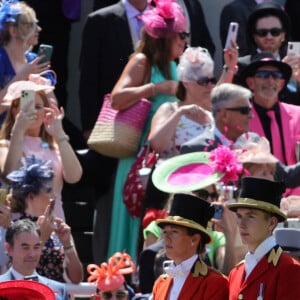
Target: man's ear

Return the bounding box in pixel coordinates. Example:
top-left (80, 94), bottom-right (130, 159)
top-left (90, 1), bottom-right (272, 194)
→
top-left (245, 77), bottom-right (254, 91)
top-left (4, 242), bottom-right (11, 256)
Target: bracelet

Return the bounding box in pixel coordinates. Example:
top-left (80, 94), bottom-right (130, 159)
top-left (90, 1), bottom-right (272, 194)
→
top-left (150, 83), bottom-right (156, 96)
top-left (223, 64), bottom-right (238, 74)
top-left (56, 134), bottom-right (70, 144)
top-left (64, 243), bottom-right (75, 254)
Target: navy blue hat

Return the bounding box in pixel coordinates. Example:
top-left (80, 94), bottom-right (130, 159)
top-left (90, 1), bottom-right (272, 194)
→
top-left (227, 177), bottom-right (287, 222)
top-left (156, 193), bottom-right (214, 244)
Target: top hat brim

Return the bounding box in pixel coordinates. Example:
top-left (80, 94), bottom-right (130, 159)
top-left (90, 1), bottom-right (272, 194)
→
top-left (227, 197), bottom-right (287, 222)
top-left (0, 280), bottom-right (55, 300)
top-left (152, 152), bottom-right (224, 193)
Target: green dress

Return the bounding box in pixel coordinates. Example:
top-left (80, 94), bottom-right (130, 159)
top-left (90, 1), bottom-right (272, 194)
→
top-left (107, 62), bottom-right (178, 261)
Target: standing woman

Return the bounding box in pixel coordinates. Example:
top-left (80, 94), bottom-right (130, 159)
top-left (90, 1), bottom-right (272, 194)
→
top-left (108, 0), bottom-right (188, 259)
top-left (0, 80), bottom-right (82, 220)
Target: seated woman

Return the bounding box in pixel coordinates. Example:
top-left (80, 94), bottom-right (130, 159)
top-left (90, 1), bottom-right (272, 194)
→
top-left (6, 155), bottom-right (83, 283)
top-left (87, 252), bottom-right (135, 300)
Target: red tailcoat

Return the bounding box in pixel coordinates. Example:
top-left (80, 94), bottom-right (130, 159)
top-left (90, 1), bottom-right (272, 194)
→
top-left (229, 247), bottom-right (300, 300)
top-left (152, 259), bottom-right (229, 300)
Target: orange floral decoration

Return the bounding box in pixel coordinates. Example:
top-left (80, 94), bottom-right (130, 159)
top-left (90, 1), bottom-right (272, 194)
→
top-left (87, 252), bottom-right (135, 291)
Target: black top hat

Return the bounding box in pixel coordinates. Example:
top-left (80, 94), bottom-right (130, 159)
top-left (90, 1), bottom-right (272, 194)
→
top-left (156, 193), bottom-right (214, 244)
top-left (227, 177), bottom-right (287, 222)
top-left (240, 52), bottom-right (292, 86)
top-left (247, 2), bottom-right (291, 41)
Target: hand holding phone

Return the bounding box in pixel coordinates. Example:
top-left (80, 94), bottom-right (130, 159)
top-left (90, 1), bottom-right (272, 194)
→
top-left (38, 44), bottom-right (53, 64)
top-left (20, 90), bottom-right (35, 111)
top-left (225, 22), bottom-right (239, 49)
top-left (213, 205), bottom-right (224, 220)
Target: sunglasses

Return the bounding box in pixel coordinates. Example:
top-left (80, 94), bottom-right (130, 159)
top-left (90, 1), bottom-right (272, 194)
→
top-left (196, 77), bottom-right (217, 86)
top-left (178, 31), bottom-right (190, 40)
top-left (195, 190), bottom-right (218, 201)
top-left (225, 106), bottom-right (252, 115)
top-left (254, 27), bottom-right (283, 37)
top-left (254, 70), bottom-right (283, 80)
top-left (101, 290), bottom-right (128, 299)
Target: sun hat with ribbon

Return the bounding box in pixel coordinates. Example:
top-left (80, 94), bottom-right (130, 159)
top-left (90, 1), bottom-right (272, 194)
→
top-left (87, 252), bottom-right (135, 291)
top-left (152, 145), bottom-right (244, 193)
top-left (0, 280), bottom-right (55, 300)
top-left (2, 80), bottom-right (54, 107)
top-left (140, 0), bottom-right (186, 39)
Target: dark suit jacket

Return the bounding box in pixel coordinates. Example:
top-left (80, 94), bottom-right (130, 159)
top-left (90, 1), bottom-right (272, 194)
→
top-left (0, 270), bottom-right (68, 300)
top-left (180, 129), bottom-right (222, 154)
top-left (285, 0), bottom-right (300, 41)
top-left (220, 0), bottom-right (257, 56)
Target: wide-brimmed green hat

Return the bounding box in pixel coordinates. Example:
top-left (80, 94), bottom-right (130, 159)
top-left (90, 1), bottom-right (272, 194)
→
top-left (227, 177), bottom-right (287, 222)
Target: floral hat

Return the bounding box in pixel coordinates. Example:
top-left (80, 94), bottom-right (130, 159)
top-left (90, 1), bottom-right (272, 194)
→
top-left (0, 280), bottom-right (55, 300)
top-left (0, 0), bottom-right (21, 31)
top-left (152, 145), bottom-right (244, 193)
top-left (7, 155), bottom-right (53, 198)
top-left (87, 252), bottom-right (135, 291)
top-left (140, 0), bottom-right (186, 39)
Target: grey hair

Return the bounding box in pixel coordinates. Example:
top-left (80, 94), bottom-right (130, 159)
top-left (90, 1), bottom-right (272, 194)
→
top-left (211, 83), bottom-right (252, 117)
top-left (177, 47), bottom-right (214, 82)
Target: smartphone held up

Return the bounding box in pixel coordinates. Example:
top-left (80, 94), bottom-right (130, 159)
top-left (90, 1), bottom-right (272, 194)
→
top-left (20, 90), bottom-right (35, 111)
top-left (38, 44), bottom-right (53, 64)
top-left (225, 22), bottom-right (239, 49)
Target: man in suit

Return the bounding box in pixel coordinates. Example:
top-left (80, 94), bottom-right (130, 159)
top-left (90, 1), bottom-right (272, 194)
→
top-left (181, 83), bottom-right (253, 154)
top-left (227, 177), bottom-right (300, 299)
top-left (152, 193), bottom-right (229, 299)
top-left (241, 52), bottom-right (300, 194)
top-left (0, 219), bottom-right (68, 300)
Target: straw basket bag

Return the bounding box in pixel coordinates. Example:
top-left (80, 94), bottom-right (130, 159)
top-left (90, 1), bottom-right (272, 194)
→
top-left (87, 94), bottom-right (152, 158)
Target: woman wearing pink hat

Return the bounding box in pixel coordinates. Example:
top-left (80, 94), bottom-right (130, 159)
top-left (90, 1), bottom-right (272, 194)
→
top-left (0, 80), bottom-right (82, 220)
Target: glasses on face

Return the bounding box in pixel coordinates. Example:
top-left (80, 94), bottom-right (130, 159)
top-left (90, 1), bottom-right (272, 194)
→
top-left (254, 27), bottom-right (283, 37)
top-left (178, 31), bottom-right (190, 40)
top-left (254, 70), bottom-right (283, 80)
top-left (196, 77), bottom-right (217, 86)
top-left (100, 290), bottom-right (128, 300)
top-left (224, 106), bottom-right (252, 115)
top-left (195, 190), bottom-right (218, 202)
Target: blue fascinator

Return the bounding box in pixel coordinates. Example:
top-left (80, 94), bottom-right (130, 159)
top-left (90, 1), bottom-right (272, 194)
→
top-left (0, 0), bottom-right (21, 31)
top-left (7, 155), bottom-right (54, 197)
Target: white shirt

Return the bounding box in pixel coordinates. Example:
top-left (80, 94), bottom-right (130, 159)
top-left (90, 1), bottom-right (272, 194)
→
top-left (244, 235), bottom-right (276, 279)
top-left (164, 255), bottom-right (198, 300)
top-left (10, 267), bottom-right (39, 280)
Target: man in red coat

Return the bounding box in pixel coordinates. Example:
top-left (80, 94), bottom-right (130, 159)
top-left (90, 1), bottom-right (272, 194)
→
top-left (227, 177), bottom-right (300, 299)
top-left (152, 193), bottom-right (229, 300)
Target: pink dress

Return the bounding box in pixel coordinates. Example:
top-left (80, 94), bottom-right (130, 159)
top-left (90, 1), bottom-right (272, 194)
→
top-left (22, 136), bottom-right (64, 220)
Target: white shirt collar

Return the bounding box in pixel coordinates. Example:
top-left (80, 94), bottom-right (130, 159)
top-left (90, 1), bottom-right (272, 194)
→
top-left (10, 267), bottom-right (38, 280)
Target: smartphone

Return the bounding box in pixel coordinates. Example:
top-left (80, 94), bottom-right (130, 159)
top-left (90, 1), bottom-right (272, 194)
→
top-left (20, 90), bottom-right (35, 111)
top-left (0, 189), bottom-right (8, 205)
top-left (38, 44), bottom-right (53, 64)
top-left (287, 42), bottom-right (300, 56)
top-left (213, 205), bottom-right (224, 220)
top-left (225, 22), bottom-right (239, 49)
top-left (48, 198), bottom-right (55, 216)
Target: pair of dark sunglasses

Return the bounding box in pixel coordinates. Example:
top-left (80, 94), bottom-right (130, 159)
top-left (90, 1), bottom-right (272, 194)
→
top-left (178, 31), bottom-right (190, 40)
top-left (195, 190), bottom-right (218, 201)
top-left (225, 106), bottom-right (252, 115)
top-left (196, 77), bottom-right (217, 86)
top-left (101, 291), bottom-right (128, 299)
top-left (254, 70), bottom-right (284, 80)
top-left (254, 27), bottom-right (283, 37)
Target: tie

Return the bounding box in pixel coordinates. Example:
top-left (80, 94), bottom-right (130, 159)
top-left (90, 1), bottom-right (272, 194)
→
top-left (135, 14), bottom-right (144, 40)
top-left (164, 262), bottom-right (187, 278)
top-left (267, 110), bottom-right (284, 162)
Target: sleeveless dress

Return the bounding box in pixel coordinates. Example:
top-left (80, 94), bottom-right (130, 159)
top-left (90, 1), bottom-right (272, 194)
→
top-left (107, 62), bottom-right (178, 261)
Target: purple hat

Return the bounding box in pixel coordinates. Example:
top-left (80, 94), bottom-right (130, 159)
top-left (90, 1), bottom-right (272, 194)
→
top-left (141, 0), bottom-right (187, 39)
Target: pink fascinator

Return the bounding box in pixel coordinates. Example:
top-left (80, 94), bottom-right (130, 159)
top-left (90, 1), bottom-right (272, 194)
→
top-left (87, 252), bottom-right (135, 291)
top-left (141, 0), bottom-right (186, 39)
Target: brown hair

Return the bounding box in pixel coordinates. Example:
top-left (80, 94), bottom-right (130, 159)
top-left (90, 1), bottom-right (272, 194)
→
top-left (135, 30), bottom-right (175, 80)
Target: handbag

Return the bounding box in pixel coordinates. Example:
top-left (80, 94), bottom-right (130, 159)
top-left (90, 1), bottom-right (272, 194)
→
top-left (123, 144), bottom-right (158, 217)
top-left (87, 94), bottom-right (152, 158)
